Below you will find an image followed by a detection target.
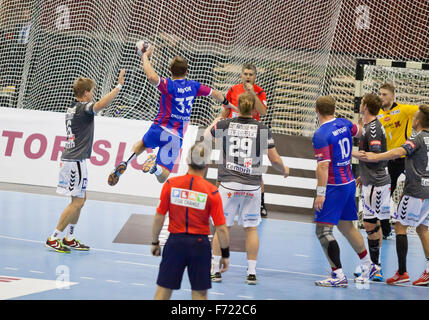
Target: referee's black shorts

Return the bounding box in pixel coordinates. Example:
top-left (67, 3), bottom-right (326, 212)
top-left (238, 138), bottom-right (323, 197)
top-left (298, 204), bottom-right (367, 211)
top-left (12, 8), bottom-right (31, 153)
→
top-left (156, 233), bottom-right (212, 291)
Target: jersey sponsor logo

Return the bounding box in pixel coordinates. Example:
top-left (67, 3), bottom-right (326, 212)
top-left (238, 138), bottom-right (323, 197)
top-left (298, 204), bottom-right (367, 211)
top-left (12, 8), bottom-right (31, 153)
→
top-left (336, 160), bottom-right (350, 166)
top-left (171, 188), bottom-right (208, 210)
top-left (394, 121), bottom-right (401, 128)
top-left (226, 161), bottom-right (252, 174)
top-left (171, 113), bottom-right (190, 122)
top-left (421, 178), bottom-right (429, 187)
top-left (391, 110), bottom-right (400, 115)
top-left (227, 122), bottom-right (258, 138)
top-left (384, 116), bottom-right (391, 122)
top-left (332, 126), bottom-right (347, 136)
top-left (369, 140), bottom-right (381, 146)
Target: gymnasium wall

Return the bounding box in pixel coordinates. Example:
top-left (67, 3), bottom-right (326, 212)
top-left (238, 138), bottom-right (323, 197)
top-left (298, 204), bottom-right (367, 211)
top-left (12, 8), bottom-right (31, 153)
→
top-left (0, 107), bottom-right (317, 214)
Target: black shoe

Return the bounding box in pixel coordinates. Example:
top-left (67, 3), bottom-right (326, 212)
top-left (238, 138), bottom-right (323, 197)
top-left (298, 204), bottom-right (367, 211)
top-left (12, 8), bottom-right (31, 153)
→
top-left (246, 274), bottom-right (257, 285)
top-left (211, 272), bottom-right (222, 282)
top-left (261, 206), bottom-right (268, 218)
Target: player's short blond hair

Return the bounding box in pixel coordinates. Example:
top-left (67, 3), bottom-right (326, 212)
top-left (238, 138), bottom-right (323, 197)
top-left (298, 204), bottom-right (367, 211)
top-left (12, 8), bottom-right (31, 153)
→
top-left (380, 82), bottom-right (395, 94)
top-left (417, 105), bottom-right (429, 128)
top-left (316, 96), bottom-right (336, 116)
top-left (238, 92), bottom-right (255, 116)
top-left (73, 77), bottom-right (95, 98)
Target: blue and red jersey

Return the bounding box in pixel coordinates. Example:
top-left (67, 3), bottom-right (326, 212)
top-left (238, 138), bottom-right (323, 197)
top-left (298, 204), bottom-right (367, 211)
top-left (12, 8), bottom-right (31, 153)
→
top-left (153, 77), bottom-right (212, 138)
top-left (312, 118), bottom-right (359, 186)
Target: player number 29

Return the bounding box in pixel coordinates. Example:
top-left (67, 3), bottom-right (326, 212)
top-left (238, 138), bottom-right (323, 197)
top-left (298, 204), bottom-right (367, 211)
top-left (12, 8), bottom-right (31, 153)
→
top-left (338, 137), bottom-right (351, 159)
top-left (229, 137), bottom-right (252, 158)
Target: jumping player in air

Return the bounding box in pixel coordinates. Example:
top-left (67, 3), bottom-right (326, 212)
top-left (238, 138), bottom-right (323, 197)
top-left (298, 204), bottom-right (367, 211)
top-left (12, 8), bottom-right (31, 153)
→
top-left (312, 96), bottom-right (380, 287)
top-left (108, 46), bottom-right (235, 185)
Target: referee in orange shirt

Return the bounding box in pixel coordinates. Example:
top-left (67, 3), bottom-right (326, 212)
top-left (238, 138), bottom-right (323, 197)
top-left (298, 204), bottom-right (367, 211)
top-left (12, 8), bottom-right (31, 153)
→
top-left (151, 143), bottom-right (230, 300)
top-left (220, 63), bottom-right (270, 218)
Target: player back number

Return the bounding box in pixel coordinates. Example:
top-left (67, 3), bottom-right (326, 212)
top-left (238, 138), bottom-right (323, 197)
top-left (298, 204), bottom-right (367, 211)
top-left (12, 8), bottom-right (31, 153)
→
top-left (338, 137), bottom-right (350, 159)
top-left (229, 137), bottom-right (253, 158)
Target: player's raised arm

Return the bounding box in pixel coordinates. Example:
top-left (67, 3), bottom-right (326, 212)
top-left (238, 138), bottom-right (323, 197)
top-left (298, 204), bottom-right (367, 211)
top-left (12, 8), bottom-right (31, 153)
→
top-left (210, 89), bottom-right (239, 113)
top-left (244, 82), bottom-right (267, 116)
top-left (141, 46), bottom-right (159, 86)
top-left (93, 68), bottom-right (125, 113)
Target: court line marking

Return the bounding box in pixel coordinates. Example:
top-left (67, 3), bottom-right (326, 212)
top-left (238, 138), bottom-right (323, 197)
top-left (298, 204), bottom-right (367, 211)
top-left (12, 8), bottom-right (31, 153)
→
top-left (4, 267), bottom-right (18, 271)
top-left (80, 276), bottom-right (95, 280)
top-left (1, 234), bottom-right (428, 289)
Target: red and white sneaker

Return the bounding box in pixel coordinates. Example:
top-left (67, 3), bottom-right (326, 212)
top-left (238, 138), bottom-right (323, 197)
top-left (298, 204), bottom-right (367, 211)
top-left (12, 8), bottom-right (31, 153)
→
top-left (62, 238), bottom-right (90, 251)
top-left (386, 271), bottom-right (410, 285)
top-left (45, 237), bottom-right (70, 253)
top-left (412, 271), bottom-right (429, 286)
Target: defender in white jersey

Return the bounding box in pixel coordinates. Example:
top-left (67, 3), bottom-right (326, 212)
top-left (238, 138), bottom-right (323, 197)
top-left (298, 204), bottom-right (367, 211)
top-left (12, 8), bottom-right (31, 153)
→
top-left (352, 94), bottom-right (390, 281)
top-left (45, 69), bottom-right (125, 253)
top-left (205, 92), bottom-right (289, 284)
top-left (361, 104), bottom-right (429, 286)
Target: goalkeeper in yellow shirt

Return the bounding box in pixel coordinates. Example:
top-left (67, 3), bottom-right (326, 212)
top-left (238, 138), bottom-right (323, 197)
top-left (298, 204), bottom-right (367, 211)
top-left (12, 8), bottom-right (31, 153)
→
top-left (377, 83), bottom-right (419, 239)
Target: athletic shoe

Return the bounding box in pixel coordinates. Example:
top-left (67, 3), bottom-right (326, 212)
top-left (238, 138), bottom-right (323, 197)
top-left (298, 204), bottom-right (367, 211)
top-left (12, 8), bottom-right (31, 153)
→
top-left (45, 238), bottom-right (70, 253)
top-left (386, 271), bottom-right (410, 285)
top-left (315, 272), bottom-right (348, 288)
top-left (211, 272), bottom-right (222, 282)
top-left (412, 271), bottom-right (429, 286)
top-left (142, 154), bottom-right (157, 173)
top-left (246, 274), bottom-right (258, 285)
top-left (62, 238), bottom-right (90, 251)
top-left (260, 205), bottom-right (268, 218)
top-left (383, 230), bottom-right (395, 240)
top-left (108, 161), bottom-right (127, 186)
top-left (371, 267), bottom-right (384, 282)
top-left (355, 263), bottom-right (381, 283)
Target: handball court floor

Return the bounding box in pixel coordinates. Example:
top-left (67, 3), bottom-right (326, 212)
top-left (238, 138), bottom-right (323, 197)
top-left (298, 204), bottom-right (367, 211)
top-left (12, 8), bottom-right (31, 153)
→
top-left (0, 182), bottom-right (428, 301)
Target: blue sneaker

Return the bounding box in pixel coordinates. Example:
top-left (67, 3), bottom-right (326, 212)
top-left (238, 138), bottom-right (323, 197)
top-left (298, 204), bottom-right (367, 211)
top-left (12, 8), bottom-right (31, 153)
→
top-left (355, 263), bottom-right (381, 284)
top-left (315, 272), bottom-right (348, 288)
top-left (371, 267), bottom-right (384, 282)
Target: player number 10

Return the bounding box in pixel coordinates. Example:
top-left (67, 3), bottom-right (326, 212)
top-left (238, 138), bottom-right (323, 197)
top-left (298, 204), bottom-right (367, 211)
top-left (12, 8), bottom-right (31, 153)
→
top-left (338, 137), bottom-right (351, 159)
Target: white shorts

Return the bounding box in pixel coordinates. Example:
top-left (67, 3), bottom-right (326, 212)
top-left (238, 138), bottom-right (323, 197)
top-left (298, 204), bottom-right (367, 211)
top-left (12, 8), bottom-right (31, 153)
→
top-left (56, 160), bottom-right (88, 198)
top-left (361, 184), bottom-right (391, 220)
top-left (218, 182), bottom-right (261, 228)
top-left (394, 195), bottom-right (429, 227)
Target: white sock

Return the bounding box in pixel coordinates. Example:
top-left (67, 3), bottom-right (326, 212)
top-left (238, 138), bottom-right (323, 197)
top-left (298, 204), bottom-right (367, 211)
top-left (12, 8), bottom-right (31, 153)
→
top-left (50, 229), bottom-right (61, 240)
top-left (247, 260), bottom-right (257, 275)
top-left (212, 255), bottom-right (221, 273)
top-left (360, 251), bottom-right (372, 268)
top-left (426, 258), bottom-right (429, 273)
top-left (154, 165), bottom-right (162, 176)
top-left (333, 268), bottom-right (344, 277)
top-left (66, 224), bottom-right (76, 240)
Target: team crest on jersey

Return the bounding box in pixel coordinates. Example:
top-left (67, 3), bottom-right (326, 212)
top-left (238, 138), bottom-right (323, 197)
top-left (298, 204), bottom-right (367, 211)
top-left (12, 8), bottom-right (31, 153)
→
top-left (171, 188), bottom-right (207, 210)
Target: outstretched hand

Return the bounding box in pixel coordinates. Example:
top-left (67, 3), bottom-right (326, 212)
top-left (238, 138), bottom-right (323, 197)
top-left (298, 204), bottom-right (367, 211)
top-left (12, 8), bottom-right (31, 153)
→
top-left (118, 69), bottom-right (125, 86)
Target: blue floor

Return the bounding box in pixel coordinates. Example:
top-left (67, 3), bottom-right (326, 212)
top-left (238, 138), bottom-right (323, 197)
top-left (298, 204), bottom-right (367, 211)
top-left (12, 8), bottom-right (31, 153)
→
top-left (0, 190), bottom-right (428, 300)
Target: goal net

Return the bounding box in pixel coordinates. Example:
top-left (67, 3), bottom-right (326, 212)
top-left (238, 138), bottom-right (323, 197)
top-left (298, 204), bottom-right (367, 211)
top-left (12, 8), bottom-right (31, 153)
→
top-left (0, 0), bottom-right (428, 136)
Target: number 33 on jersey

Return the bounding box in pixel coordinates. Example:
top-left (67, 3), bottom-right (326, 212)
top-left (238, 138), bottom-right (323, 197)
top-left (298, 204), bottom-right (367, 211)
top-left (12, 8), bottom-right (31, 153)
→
top-left (312, 118), bottom-right (359, 185)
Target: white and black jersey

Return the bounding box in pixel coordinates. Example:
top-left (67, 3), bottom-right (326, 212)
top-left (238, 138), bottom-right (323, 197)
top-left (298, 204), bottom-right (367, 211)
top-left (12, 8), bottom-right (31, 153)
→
top-left (210, 117), bottom-right (275, 185)
top-left (358, 119), bottom-right (390, 187)
top-left (61, 100), bottom-right (96, 161)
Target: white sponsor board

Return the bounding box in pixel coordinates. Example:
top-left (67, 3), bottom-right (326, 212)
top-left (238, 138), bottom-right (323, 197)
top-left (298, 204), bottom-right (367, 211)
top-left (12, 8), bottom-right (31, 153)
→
top-left (0, 108), bottom-right (199, 198)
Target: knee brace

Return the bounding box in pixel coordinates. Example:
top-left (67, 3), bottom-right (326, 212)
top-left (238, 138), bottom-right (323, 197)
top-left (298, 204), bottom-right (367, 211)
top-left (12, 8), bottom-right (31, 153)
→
top-left (364, 218), bottom-right (380, 236)
top-left (316, 224), bottom-right (335, 249)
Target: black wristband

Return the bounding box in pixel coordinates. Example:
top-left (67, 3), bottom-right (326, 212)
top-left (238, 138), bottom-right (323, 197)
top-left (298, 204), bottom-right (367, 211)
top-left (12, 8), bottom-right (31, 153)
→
top-left (151, 241), bottom-right (160, 246)
top-left (222, 97), bottom-right (229, 106)
top-left (221, 247), bottom-right (230, 258)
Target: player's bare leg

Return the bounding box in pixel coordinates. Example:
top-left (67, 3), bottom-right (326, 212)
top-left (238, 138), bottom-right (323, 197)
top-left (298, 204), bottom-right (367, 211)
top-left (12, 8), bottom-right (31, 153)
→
top-left (210, 230), bottom-right (223, 282)
top-left (191, 290), bottom-right (207, 300)
top-left (413, 225), bottom-right (429, 286)
top-left (154, 286), bottom-right (173, 300)
top-left (337, 220), bottom-right (380, 282)
top-left (244, 227), bottom-right (259, 284)
top-left (108, 139), bottom-right (147, 186)
top-left (260, 180), bottom-right (267, 218)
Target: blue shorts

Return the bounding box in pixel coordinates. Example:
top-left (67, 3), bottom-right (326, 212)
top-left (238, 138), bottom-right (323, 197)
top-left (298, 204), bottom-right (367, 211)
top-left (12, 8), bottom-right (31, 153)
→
top-left (315, 182), bottom-right (358, 225)
top-left (142, 124), bottom-right (183, 172)
top-left (156, 233), bottom-right (212, 291)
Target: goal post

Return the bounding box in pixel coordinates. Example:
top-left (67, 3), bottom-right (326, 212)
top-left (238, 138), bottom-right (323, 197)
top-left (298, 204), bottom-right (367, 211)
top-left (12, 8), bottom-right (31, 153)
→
top-left (353, 58), bottom-right (429, 229)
